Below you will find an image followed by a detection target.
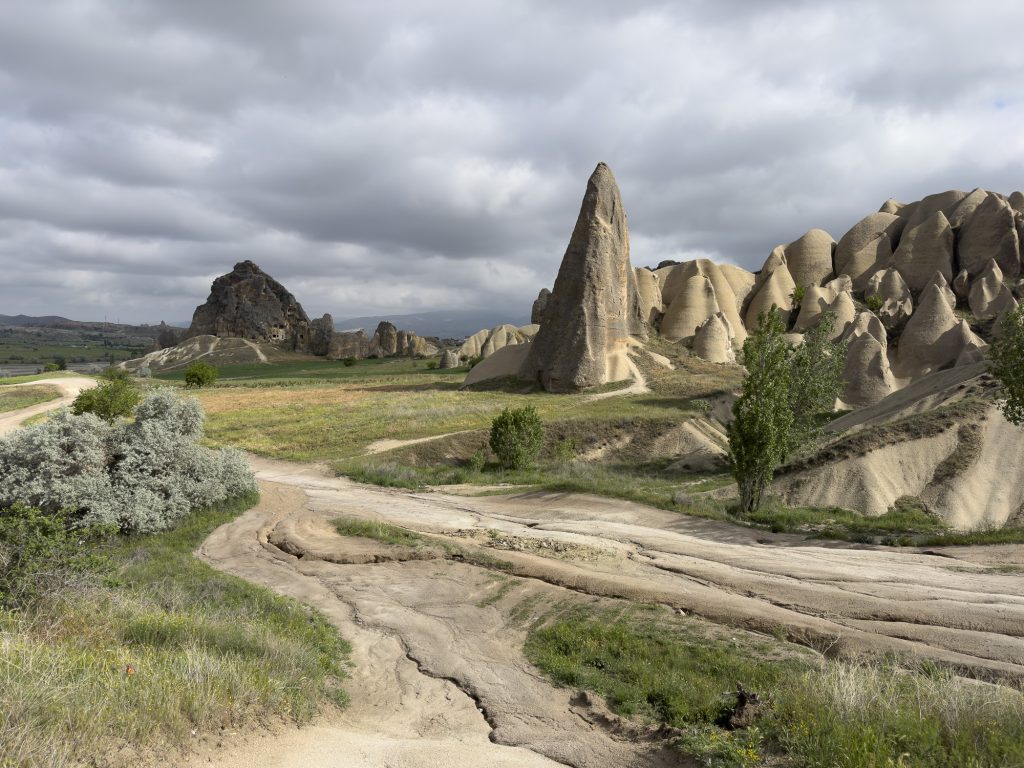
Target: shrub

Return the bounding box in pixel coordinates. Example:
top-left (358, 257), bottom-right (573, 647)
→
top-left (0, 389), bottom-right (256, 534)
top-left (865, 294), bottom-right (885, 313)
top-left (990, 303), bottom-right (1024, 425)
top-left (467, 449), bottom-right (487, 473)
top-left (100, 366), bottom-right (132, 383)
top-left (342, 357), bottom-right (357, 367)
top-left (489, 406), bottom-right (544, 470)
top-left (42, 362), bottom-right (60, 372)
top-left (426, 360), bottom-right (438, 370)
top-left (0, 504), bottom-right (108, 609)
top-left (184, 361), bottom-right (218, 387)
top-left (467, 355), bottom-right (483, 369)
top-left (71, 378), bottom-right (140, 422)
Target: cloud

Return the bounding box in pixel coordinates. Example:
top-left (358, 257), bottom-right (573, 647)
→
top-left (1, 0), bottom-right (1023, 323)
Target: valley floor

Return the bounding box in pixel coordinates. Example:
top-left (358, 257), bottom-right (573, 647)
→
top-left (193, 456), bottom-right (1024, 767)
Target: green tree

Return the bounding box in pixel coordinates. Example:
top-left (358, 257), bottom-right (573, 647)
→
top-left (71, 379), bottom-right (140, 422)
top-left (786, 311), bottom-right (848, 453)
top-left (489, 406), bottom-right (544, 470)
top-left (728, 309), bottom-right (793, 514)
top-left (184, 361), bottom-right (218, 387)
top-left (990, 304), bottom-right (1024, 425)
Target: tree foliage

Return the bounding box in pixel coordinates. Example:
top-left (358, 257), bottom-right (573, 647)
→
top-left (990, 304), bottom-right (1024, 425)
top-left (727, 309), bottom-right (847, 514)
top-left (727, 310), bottom-right (793, 514)
top-left (489, 406), bottom-right (544, 470)
top-left (787, 312), bottom-right (848, 452)
top-left (184, 361), bottom-right (218, 387)
top-left (71, 378), bottom-right (140, 422)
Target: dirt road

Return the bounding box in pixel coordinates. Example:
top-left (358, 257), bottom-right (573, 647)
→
top-left (195, 457), bottom-right (1024, 767)
top-left (0, 376), bottom-right (97, 436)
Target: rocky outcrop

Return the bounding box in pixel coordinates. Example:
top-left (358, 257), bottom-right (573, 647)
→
top-left (634, 268), bottom-right (663, 326)
top-left (794, 275), bottom-right (852, 332)
top-left (521, 163), bottom-right (645, 392)
top-left (531, 288), bottom-right (551, 325)
top-left (969, 259), bottom-right (1019, 320)
top-left (892, 211), bottom-right (954, 293)
top-left (659, 260), bottom-right (750, 347)
top-left (744, 250), bottom-right (795, 330)
top-left (784, 229), bottom-right (836, 289)
top-left (459, 324), bottom-right (538, 361)
top-left (693, 313), bottom-right (735, 363)
top-left (439, 350), bottom-right (461, 369)
top-left (896, 284), bottom-right (982, 377)
top-left (958, 192), bottom-right (1021, 279)
top-left (842, 333), bottom-right (895, 407)
top-left (188, 260), bottom-right (313, 351)
top-left (327, 330), bottom-right (370, 360)
top-left (922, 271), bottom-right (956, 310)
top-left (310, 314), bottom-right (334, 356)
top-left (367, 322), bottom-right (438, 359)
top-left (661, 273), bottom-right (720, 342)
top-left (834, 212), bottom-right (902, 291)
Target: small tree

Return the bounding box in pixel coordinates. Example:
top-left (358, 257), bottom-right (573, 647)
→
top-left (184, 361), bottom-right (218, 387)
top-left (727, 309), bottom-right (793, 515)
top-left (71, 379), bottom-right (140, 422)
top-left (489, 406), bottom-right (544, 470)
top-left (990, 304), bottom-right (1024, 425)
top-left (786, 311), bottom-right (848, 453)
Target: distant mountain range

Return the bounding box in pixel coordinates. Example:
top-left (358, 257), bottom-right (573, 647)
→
top-left (333, 309), bottom-right (530, 339)
top-left (0, 314), bottom-right (162, 334)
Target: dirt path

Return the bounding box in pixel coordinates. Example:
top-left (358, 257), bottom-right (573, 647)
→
top-left (196, 456), bottom-right (1024, 766)
top-left (241, 338), bottom-right (269, 363)
top-left (0, 376), bottom-right (97, 436)
top-left (364, 429), bottom-right (475, 455)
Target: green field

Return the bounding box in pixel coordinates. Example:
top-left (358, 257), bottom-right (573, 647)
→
top-left (0, 384), bottom-right (63, 413)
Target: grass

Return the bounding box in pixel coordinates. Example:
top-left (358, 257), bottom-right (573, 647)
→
top-left (0, 371), bottom-right (83, 386)
top-left (331, 517), bottom-right (426, 547)
top-left (527, 605), bottom-right (1024, 768)
top-left (0, 493), bottom-right (351, 768)
top-left (0, 384), bottom-right (62, 414)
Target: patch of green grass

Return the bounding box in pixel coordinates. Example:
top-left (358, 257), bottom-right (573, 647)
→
top-left (917, 526), bottom-right (1024, 547)
top-left (527, 606), bottom-right (1024, 768)
top-left (331, 517), bottom-right (426, 547)
top-left (0, 384), bottom-right (62, 413)
top-left (745, 498), bottom-right (949, 542)
top-left (0, 493), bottom-right (351, 768)
top-left (0, 371), bottom-right (83, 385)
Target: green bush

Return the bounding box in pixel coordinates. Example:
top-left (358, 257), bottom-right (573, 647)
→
top-left (0, 503), bottom-right (108, 609)
top-left (426, 360), bottom-right (438, 370)
top-left (42, 363), bottom-right (60, 372)
top-left (100, 366), bottom-right (132, 383)
top-left (184, 361), bottom-right (218, 387)
top-left (342, 357), bottom-right (357, 367)
top-left (489, 406), bottom-right (544, 470)
top-left (865, 294), bottom-right (885, 313)
top-left (71, 378), bottom-right (140, 422)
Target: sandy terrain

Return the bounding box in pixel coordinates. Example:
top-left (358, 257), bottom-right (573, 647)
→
top-left (0, 376), bottom-right (97, 436)
top-left (194, 456), bottom-right (1024, 767)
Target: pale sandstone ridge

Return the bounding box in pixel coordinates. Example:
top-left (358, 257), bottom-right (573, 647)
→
top-left (369, 322), bottom-right (438, 359)
top-left (692, 313), bottom-right (735, 363)
top-left (969, 259), bottom-right (1019, 320)
top-left (520, 163), bottom-right (645, 393)
top-left (189, 260), bottom-right (314, 352)
top-left (783, 228), bottom-right (836, 289)
top-left (891, 210), bottom-right (954, 293)
top-left (459, 324), bottom-right (538, 362)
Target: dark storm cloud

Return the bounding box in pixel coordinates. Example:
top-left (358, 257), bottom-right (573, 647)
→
top-left (1, 0), bottom-right (1024, 323)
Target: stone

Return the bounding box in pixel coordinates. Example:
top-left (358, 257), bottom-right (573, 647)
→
top-left (947, 187), bottom-right (989, 228)
top-left (1009, 191), bottom-right (1024, 215)
top-left (744, 252), bottom-right (795, 330)
top-left (896, 284), bottom-right (975, 376)
top-left (782, 229), bottom-right (836, 289)
top-left (952, 269), bottom-right (971, 301)
top-left (900, 189), bottom-right (967, 231)
top-left (327, 330), bottom-right (370, 360)
top-left (968, 259), bottom-right (1018, 320)
top-left (661, 273), bottom-right (720, 342)
top-left (793, 275), bottom-right (852, 332)
top-left (866, 267), bottom-right (913, 334)
top-left (661, 260), bottom-right (748, 347)
top-left (834, 212), bottom-right (902, 290)
top-left (309, 314), bottom-right (334, 356)
top-left (460, 324), bottom-right (535, 361)
top-left (879, 199), bottom-right (905, 215)
top-left (1016, 279), bottom-right (1024, 300)
top-left (693, 313), bottom-right (736, 363)
top-left (188, 260), bottom-right (314, 352)
top-left (531, 288), bottom-right (551, 325)
top-left (439, 350), bottom-right (461, 369)
top-left (827, 291), bottom-right (857, 340)
top-left (957, 192), bottom-right (1021, 279)
top-left (482, 324), bottom-right (528, 357)
top-left (891, 210), bottom-right (954, 293)
top-left (155, 321), bottom-right (183, 350)
top-left (842, 334), bottom-right (895, 407)
top-left (922, 271), bottom-right (956, 310)
top-left (521, 162), bottom-right (645, 392)
top-left (842, 310), bottom-right (887, 347)
top-left (368, 321), bottom-right (436, 358)
top-left (634, 267), bottom-right (663, 326)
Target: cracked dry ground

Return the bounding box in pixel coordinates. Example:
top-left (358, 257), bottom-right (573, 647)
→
top-left (194, 457), bottom-right (1024, 768)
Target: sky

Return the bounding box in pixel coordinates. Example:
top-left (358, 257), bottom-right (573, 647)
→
top-left (2, 0), bottom-right (1024, 325)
